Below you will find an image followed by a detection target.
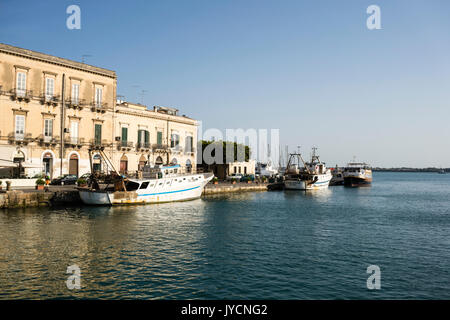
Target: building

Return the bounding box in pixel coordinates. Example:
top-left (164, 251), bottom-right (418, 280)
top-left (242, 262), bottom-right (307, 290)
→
top-left (113, 101), bottom-right (197, 175)
top-left (0, 43), bottom-right (198, 180)
top-left (0, 43), bottom-right (116, 179)
top-left (204, 160), bottom-right (256, 180)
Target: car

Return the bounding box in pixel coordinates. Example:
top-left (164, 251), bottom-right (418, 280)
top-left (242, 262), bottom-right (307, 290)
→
top-left (50, 174), bottom-right (78, 185)
top-left (226, 173), bottom-right (243, 181)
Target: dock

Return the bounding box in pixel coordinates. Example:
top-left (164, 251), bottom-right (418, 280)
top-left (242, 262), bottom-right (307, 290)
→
top-left (203, 181), bottom-right (268, 195)
top-left (0, 182), bottom-right (268, 208)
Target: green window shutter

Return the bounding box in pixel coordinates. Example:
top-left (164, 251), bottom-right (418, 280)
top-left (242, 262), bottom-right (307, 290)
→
top-left (122, 127), bottom-right (128, 142)
top-left (157, 131), bottom-right (162, 145)
top-left (95, 124), bottom-right (102, 144)
top-left (137, 130), bottom-right (142, 144)
top-left (145, 130), bottom-right (149, 144)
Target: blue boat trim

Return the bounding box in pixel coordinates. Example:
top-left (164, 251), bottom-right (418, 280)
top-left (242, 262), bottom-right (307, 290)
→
top-left (138, 186), bottom-right (200, 196)
top-left (313, 180), bottom-right (330, 185)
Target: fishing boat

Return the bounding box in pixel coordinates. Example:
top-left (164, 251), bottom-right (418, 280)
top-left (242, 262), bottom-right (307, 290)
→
top-left (78, 150), bottom-right (214, 205)
top-left (330, 166), bottom-right (344, 186)
top-left (343, 162), bottom-right (372, 187)
top-left (284, 148), bottom-right (332, 190)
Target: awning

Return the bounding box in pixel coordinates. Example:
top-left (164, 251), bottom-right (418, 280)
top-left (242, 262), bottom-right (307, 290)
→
top-left (21, 162), bottom-right (42, 169)
top-left (0, 160), bottom-right (17, 168)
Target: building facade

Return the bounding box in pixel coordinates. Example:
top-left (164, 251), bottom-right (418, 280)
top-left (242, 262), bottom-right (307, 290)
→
top-left (0, 43), bottom-right (197, 179)
top-left (113, 102), bottom-right (197, 175)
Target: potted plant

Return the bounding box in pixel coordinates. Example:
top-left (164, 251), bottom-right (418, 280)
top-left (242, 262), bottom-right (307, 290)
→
top-left (77, 178), bottom-right (87, 188)
top-left (35, 178), bottom-right (45, 190)
top-left (213, 177), bottom-right (219, 185)
top-left (231, 177), bottom-right (237, 185)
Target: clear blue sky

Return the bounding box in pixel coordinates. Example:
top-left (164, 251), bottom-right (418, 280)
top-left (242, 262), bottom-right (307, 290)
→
top-left (1, 0), bottom-right (450, 167)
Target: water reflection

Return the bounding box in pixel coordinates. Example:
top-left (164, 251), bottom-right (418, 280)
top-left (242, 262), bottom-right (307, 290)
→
top-left (1, 173), bottom-right (450, 299)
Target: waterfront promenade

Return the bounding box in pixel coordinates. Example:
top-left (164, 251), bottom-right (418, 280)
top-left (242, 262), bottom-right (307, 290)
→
top-left (0, 181), bottom-right (269, 208)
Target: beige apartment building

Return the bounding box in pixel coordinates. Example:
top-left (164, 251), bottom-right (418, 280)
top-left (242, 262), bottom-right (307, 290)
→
top-left (0, 43), bottom-right (197, 180)
top-left (113, 102), bottom-right (197, 175)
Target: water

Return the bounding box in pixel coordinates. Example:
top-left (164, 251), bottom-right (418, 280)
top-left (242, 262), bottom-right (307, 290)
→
top-left (0, 172), bottom-right (449, 299)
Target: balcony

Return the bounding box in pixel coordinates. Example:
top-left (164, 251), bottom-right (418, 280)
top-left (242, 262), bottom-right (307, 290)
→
top-left (152, 144), bottom-right (169, 153)
top-left (184, 147), bottom-right (196, 156)
top-left (8, 132), bottom-right (33, 145)
top-left (66, 98), bottom-right (86, 110)
top-left (89, 139), bottom-right (111, 151)
top-left (37, 134), bottom-right (59, 146)
top-left (39, 94), bottom-right (60, 106)
top-left (170, 145), bottom-right (183, 154)
top-left (10, 88), bottom-right (33, 103)
top-left (136, 142), bottom-right (151, 152)
top-left (64, 137), bottom-right (84, 148)
top-left (90, 102), bottom-right (108, 113)
top-left (118, 140), bottom-right (134, 151)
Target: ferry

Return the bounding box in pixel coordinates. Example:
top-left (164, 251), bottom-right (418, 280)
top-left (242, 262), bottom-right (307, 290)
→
top-left (284, 148), bottom-right (332, 190)
top-left (78, 151), bottom-right (214, 205)
top-left (343, 162), bottom-right (372, 187)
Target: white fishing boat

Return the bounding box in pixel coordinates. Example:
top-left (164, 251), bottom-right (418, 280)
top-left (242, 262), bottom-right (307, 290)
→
top-left (343, 162), bottom-right (372, 187)
top-left (78, 151), bottom-right (214, 205)
top-left (284, 148), bottom-right (332, 190)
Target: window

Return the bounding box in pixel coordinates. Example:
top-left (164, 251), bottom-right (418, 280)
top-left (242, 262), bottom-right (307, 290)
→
top-left (94, 124), bottom-right (102, 145)
top-left (71, 83), bottom-right (79, 104)
top-left (157, 131), bottom-right (163, 145)
top-left (16, 72), bottom-right (26, 96)
top-left (45, 78), bottom-right (55, 100)
top-left (138, 129), bottom-right (149, 147)
top-left (95, 87), bottom-right (102, 107)
top-left (44, 119), bottom-right (53, 141)
top-left (171, 133), bottom-right (180, 148)
top-left (140, 182), bottom-right (149, 189)
top-left (121, 127), bottom-right (128, 141)
top-left (238, 167), bottom-right (241, 174)
top-left (15, 115), bottom-right (25, 140)
top-left (234, 167), bottom-right (237, 174)
top-left (244, 167), bottom-right (247, 175)
top-left (185, 136), bottom-right (193, 152)
top-left (70, 121), bottom-right (79, 144)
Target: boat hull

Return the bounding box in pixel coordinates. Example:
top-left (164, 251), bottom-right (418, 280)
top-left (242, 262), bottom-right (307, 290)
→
top-left (343, 177), bottom-right (372, 187)
top-left (284, 178), bottom-right (331, 190)
top-left (79, 173), bottom-right (214, 205)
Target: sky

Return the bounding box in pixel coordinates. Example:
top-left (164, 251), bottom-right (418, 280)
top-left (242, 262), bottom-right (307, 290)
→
top-left (1, 0), bottom-right (450, 167)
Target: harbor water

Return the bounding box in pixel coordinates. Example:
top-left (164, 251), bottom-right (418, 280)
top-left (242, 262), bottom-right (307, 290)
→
top-left (0, 172), bottom-right (449, 299)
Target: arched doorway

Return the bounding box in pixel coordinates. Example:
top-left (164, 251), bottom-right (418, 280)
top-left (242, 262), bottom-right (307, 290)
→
top-left (69, 153), bottom-right (79, 176)
top-left (12, 150), bottom-right (25, 178)
top-left (120, 154), bottom-right (128, 174)
top-left (93, 154), bottom-right (102, 173)
top-left (42, 152), bottom-right (53, 178)
top-left (186, 159), bottom-right (192, 173)
top-left (155, 156), bottom-right (163, 166)
top-left (138, 155), bottom-right (147, 171)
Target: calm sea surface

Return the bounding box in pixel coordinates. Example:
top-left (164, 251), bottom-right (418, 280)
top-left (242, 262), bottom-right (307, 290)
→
top-left (0, 172), bottom-right (449, 299)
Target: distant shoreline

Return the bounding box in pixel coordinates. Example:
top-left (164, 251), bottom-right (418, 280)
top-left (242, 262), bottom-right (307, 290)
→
top-left (373, 168), bottom-right (448, 173)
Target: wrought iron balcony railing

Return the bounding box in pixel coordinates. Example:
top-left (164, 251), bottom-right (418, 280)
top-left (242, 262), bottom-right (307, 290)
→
top-left (90, 102), bottom-right (108, 113)
top-left (10, 88), bottom-right (33, 102)
top-left (37, 134), bottom-right (59, 146)
top-left (89, 139), bottom-right (112, 150)
top-left (8, 132), bottom-right (33, 145)
top-left (65, 98), bottom-right (86, 110)
top-left (136, 142), bottom-right (151, 151)
top-left (39, 94), bottom-right (61, 106)
top-left (64, 137), bottom-right (84, 147)
top-left (118, 140), bottom-right (134, 150)
top-left (152, 143), bottom-right (169, 152)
